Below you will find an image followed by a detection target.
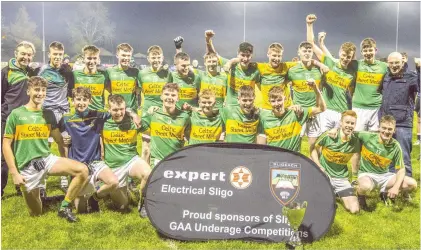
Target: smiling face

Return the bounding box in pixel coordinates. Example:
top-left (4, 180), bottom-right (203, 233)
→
top-left (269, 94), bottom-right (285, 113)
top-left (379, 121), bottom-right (396, 142)
top-left (148, 52), bottom-right (163, 70)
top-left (84, 51), bottom-right (99, 72)
top-left (49, 47), bottom-right (64, 68)
top-left (14, 45), bottom-right (34, 69)
top-left (238, 95), bottom-right (255, 115)
top-left (267, 49), bottom-right (283, 68)
top-left (161, 88), bottom-right (179, 109)
top-left (340, 115), bottom-right (357, 137)
top-left (361, 45), bottom-right (376, 63)
top-left (176, 58), bottom-right (190, 77)
top-left (117, 49), bottom-right (132, 68)
top-left (237, 51), bottom-right (252, 68)
top-left (199, 96), bottom-right (216, 114)
top-left (338, 49), bottom-right (354, 68)
top-left (387, 52), bottom-right (404, 75)
top-left (109, 101), bottom-right (126, 122)
top-left (298, 45), bottom-right (313, 63)
top-left (204, 54), bottom-right (218, 73)
top-left (27, 86), bottom-right (47, 106)
top-left (73, 94), bottom-right (91, 113)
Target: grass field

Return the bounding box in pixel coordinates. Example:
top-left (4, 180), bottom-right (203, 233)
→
top-left (1, 118), bottom-right (420, 249)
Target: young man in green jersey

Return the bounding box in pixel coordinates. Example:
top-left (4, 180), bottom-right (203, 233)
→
top-left (73, 45), bottom-right (107, 111)
top-left (356, 115), bottom-right (417, 209)
top-left (105, 43), bottom-right (141, 114)
top-left (102, 94), bottom-right (151, 216)
top-left (221, 85), bottom-right (260, 143)
top-left (188, 89), bottom-right (223, 145)
top-left (140, 83), bottom-right (191, 168)
top-left (138, 45), bottom-right (171, 164)
top-left (257, 78), bottom-right (326, 152)
top-left (2, 76), bottom-right (89, 222)
top-left (312, 110), bottom-right (361, 214)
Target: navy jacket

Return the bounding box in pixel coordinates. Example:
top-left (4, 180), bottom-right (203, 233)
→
top-left (378, 67), bottom-right (420, 128)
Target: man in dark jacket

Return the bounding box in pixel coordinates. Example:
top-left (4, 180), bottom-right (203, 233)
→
top-left (1, 41), bottom-right (38, 197)
top-left (379, 52), bottom-right (420, 177)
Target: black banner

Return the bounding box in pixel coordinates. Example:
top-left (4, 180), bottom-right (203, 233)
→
top-left (145, 143), bottom-right (336, 243)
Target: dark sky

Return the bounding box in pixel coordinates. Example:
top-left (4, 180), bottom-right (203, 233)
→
top-left (1, 2), bottom-right (420, 67)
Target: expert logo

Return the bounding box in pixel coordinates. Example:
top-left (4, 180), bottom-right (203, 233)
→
top-left (230, 166), bottom-right (252, 189)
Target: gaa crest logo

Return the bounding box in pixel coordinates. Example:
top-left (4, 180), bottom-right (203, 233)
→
top-left (270, 162), bottom-right (301, 205)
top-left (230, 166), bottom-right (252, 189)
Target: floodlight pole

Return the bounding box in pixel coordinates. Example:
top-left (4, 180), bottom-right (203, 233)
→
top-left (395, 2), bottom-right (399, 51)
top-left (42, 2), bottom-right (45, 64)
top-left (243, 2), bottom-right (246, 42)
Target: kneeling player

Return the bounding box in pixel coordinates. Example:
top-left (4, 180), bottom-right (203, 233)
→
top-left (102, 95), bottom-right (151, 217)
top-left (356, 115), bottom-right (417, 209)
top-left (60, 87), bottom-right (119, 213)
top-left (2, 76), bottom-right (88, 222)
top-left (312, 110), bottom-right (360, 213)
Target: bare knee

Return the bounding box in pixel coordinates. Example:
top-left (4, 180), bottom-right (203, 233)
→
top-left (348, 203), bottom-right (360, 214)
top-left (403, 177), bottom-right (417, 191)
top-left (108, 177), bottom-right (119, 191)
top-left (74, 164), bottom-right (89, 179)
top-left (357, 179), bottom-right (372, 194)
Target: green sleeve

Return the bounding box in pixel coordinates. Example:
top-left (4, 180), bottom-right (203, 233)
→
top-left (139, 112), bottom-right (152, 132)
top-left (45, 110), bottom-right (58, 130)
top-left (297, 107), bottom-right (311, 125)
top-left (104, 69), bottom-right (111, 90)
top-left (218, 56), bottom-right (229, 67)
top-left (355, 131), bottom-right (372, 142)
top-left (184, 117), bottom-right (192, 141)
top-left (258, 117), bottom-right (264, 135)
top-left (220, 107), bottom-right (228, 124)
top-left (137, 70), bottom-right (143, 89)
top-left (167, 71), bottom-right (173, 82)
top-left (393, 143), bottom-right (405, 170)
top-left (322, 55), bottom-right (335, 69)
top-left (4, 112), bottom-right (16, 138)
top-left (315, 131), bottom-right (329, 148)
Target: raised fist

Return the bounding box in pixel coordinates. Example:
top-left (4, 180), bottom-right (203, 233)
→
top-left (174, 36), bottom-right (184, 49)
top-left (306, 14), bottom-right (317, 24)
top-left (205, 30), bottom-right (215, 39)
top-left (318, 32), bottom-right (326, 44)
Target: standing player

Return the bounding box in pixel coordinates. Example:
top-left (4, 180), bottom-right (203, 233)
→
top-left (2, 76), bottom-right (88, 222)
top-left (188, 89), bottom-right (224, 145)
top-left (38, 41), bottom-right (74, 192)
top-left (102, 95), bottom-right (151, 217)
top-left (140, 83), bottom-right (191, 168)
top-left (1, 41), bottom-right (38, 197)
top-left (312, 110), bottom-right (361, 214)
top-left (73, 45), bottom-right (107, 111)
top-left (257, 79), bottom-right (326, 151)
top-left (356, 116), bottom-right (417, 209)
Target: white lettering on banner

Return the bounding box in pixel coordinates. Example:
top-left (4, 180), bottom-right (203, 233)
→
top-left (161, 184), bottom-right (234, 198)
top-left (164, 170), bottom-right (226, 182)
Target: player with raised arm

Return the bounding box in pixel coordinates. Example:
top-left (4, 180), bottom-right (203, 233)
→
top-left (140, 83), bottom-right (191, 168)
top-left (101, 94), bottom-right (151, 217)
top-left (257, 78), bottom-right (326, 152)
top-left (188, 89), bottom-right (224, 145)
top-left (311, 110), bottom-right (361, 214)
top-left (2, 76), bottom-right (88, 222)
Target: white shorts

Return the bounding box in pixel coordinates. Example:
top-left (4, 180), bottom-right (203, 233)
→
top-left (78, 161), bottom-right (109, 196)
top-left (112, 155), bottom-right (144, 187)
top-left (352, 107), bottom-right (379, 132)
top-left (330, 177), bottom-right (354, 197)
top-left (300, 113), bottom-right (322, 138)
top-left (319, 109), bottom-right (341, 133)
top-left (358, 172), bottom-right (395, 192)
top-left (20, 154), bottom-right (59, 192)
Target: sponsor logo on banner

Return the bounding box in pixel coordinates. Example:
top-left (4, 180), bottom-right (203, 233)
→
top-left (230, 166), bottom-right (252, 189)
top-left (269, 161), bottom-right (301, 205)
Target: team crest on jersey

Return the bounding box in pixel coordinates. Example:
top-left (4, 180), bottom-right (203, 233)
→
top-left (230, 166), bottom-right (252, 189)
top-left (269, 161), bottom-right (301, 206)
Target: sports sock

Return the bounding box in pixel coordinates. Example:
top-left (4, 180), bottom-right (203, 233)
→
top-left (60, 196), bottom-right (72, 210)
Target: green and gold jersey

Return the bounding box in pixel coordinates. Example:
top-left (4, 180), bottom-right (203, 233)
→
top-left (315, 130), bottom-right (361, 178)
top-left (105, 65), bottom-right (139, 112)
top-left (140, 107), bottom-right (190, 162)
top-left (256, 62), bottom-right (297, 109)
top-left (352, 59), bottom-right (388, 109)
top-left (169, 71), bottom-right (201, 109)
top-left (73, 69), bottom-right (106, 110)
top-left (221, 105), bottom-right (260, 143)
top-left (197, 70), bottom-right (227, 109)
top-left (219, 57), bottom-right (261, 107)
top-left (321, 55), bottom-right (356, 113)
top-left (102, 115), bottom-right (139, 168)
top-left (357, 131), bottom-right (404, 174)
top-left (138, 67), bottom-right (171, 113)
top-left (4, 106), bottom-right (57, 170)
top-left (188, 110), bottom-right (223, 145)
top-left (258, 108), bottom-right (311, 151)
top-left (287, 62), bottom-right (322, 107)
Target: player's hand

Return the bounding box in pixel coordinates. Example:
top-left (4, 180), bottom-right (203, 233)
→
top-left (63, 134), bottom-right (72, 145)
top-left (182, 102), bottom-right (192, 111)
top-left (205, 30), bottom-right (215, 40)
top-left (318, 32), bottom-right (326, 44)
top-left (11, 173), bottom-right (26, 186)
top-left (174, 36), bottom-right (184, 49)
top-left (319, 64), bottom-right (330, 74)
top-left (288, 105), bottom-right (304, 116)
top-left (306, 78), bottom-right (317, 88)
top-left (148, 106), bottom-right (160, 115)
top-left (306, 14), bottom-right (317, 24)
top-left (415, 58), bottom-right (421, 68)
top-left (327, 128), bottom-right (338, 138)
top-left (132, 114), bottom-right (141, 128)
top-left (387, 186), bottom-right (400, 199)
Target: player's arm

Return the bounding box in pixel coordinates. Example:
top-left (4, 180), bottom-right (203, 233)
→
top-left (1, 67), bottom-right (9, 104)
top-left (2, 137), bottom-right (26, 186)
top-left (51, 128), bottom-right (66, 157)
top-left (311, 135), bottom-right (327, 173)
top-left (104, 69), bottom-right (111, 93)
top-left (223, 57), bottom-right (241, 72)
top-left (308, 79), bottom-right (326, 115)
top-left (306, 14), bottom-right (324, 61)
top-left (126, 108), bottom-right (141, 128)
top-left (318, 32), bottom-right (334, 59)
top-left (174, 36), bottom-right (184, 54)
top-left (205, 30), bottom-right (217, 54)
top-left (388, 148), bottom-right (406, 199)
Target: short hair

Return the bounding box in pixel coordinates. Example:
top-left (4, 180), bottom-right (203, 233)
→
top-left (108, 94), bottom-right (126, 106)
top-left (199, 89), bottom-right (216, 100)
top-left (174, 52), bottom-right (190, 64)
top-left (291, 57), bottom-right (300, 62)
top-left (268, 43), bottom-right (284, 53)
top-left (116, 43), bottom-right (133, 53)
top-left (341, 110), bottom-right (357, 120)
top-left (162, 82), bottom-right (179, 93)
top-left (298, 41), bottom-right (313, 50)
top-left (49, 41), bottom-right (64, 51)
top-left (147, 45), bottom-right (163, 55)
top-left (268, 86), bottom-right (285, 99)
top-left (340, 42), bottom-right (357, 55)
top-left (360, 38), bottom-right (376, 49)
top-left (15, 41), bottom-right (36, 54)
top-left (72, 86), bottom-right (92, 99)
top-left (238, 85), bottom-right (255, 98)
top-left (203, 52), bottom-right (218, 61)
top-left (82, 45), bottom-right (100, 55)
top-left (238, 42), bottom-right (253, 54)
top-left (380, 115), bottom-right (396, 125)
top-left (401, 52), bottom-right (408, 59)
top-left (28, 76), bottom-right (48, 89)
